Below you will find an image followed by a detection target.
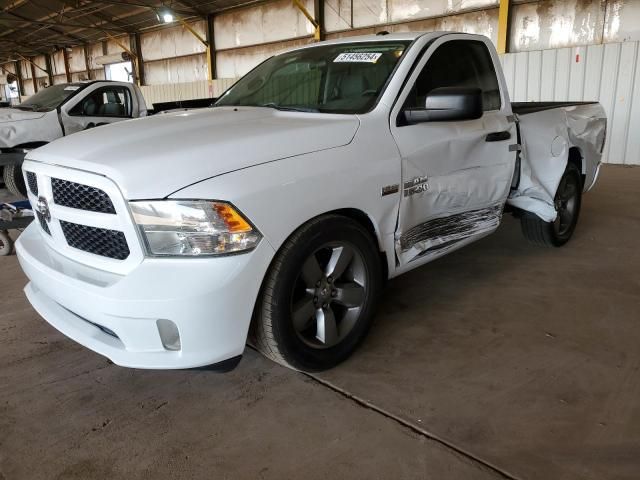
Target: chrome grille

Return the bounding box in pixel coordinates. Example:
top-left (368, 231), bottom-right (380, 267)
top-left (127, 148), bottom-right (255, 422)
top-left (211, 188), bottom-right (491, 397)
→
top-left (36, 211), bottom-right (50, 235)
top-left (24, 163), bottom-right (139, 270)
top-left (60, 221), bottom-right (130, 260)
top-left (26, 171), bottom-right (38, 196)
top-left (52, 178), bottom-right (116, 214)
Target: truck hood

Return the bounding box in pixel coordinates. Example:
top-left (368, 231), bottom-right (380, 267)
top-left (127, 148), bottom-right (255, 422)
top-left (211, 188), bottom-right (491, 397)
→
top-left (27, 106), bottom-right (360, 198)
top-left (0, 108), bottom-right (47, 124)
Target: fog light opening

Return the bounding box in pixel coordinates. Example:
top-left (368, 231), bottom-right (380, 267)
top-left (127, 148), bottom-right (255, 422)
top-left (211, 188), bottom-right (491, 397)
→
top-left (157, 319), bottom-right (181, 351)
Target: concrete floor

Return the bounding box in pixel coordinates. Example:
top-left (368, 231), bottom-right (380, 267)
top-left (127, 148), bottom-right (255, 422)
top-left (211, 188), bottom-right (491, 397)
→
top-left (1, 165), bottom-right (639, 480)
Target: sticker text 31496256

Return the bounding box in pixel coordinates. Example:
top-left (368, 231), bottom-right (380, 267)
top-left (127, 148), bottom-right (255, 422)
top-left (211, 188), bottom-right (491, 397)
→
top-left (334, 52), bottom-right (382, 63)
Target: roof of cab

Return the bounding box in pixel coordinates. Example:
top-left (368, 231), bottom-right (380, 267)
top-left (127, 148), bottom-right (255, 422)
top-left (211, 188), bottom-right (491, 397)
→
top-left (285, 31), bottom-right (450, 54)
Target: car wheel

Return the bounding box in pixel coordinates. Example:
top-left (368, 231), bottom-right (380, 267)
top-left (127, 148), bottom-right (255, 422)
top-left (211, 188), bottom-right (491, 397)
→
top-left (254, 214), bottom-right (382, 371)
top-left (3, 164), bottom-right (27, 198)
top-left (521, 162), bottom-right (582, 247)
top-left (0, 230), bottom-right (13, 256)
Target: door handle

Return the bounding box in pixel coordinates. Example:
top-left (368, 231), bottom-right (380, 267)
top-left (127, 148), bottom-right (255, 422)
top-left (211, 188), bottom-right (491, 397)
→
top-left (485, 130), bottom-right (511, 142)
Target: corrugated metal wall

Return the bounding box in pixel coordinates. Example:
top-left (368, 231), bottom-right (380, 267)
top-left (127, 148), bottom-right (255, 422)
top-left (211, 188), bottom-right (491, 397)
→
top-left (501, 41), bottom-right (640, 165)
top-left (145, 40), bottom-right (640, 166)
top-left (139, 78), bottom-right (236, 105)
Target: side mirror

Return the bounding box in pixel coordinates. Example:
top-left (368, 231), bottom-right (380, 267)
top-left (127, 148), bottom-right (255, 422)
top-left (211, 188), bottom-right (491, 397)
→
top-left (403, 87), bottom-right (483, 125)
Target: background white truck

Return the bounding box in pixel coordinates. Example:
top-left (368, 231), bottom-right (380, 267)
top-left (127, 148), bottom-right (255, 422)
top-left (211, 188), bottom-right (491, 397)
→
top-left (0, 81), bottom-right (214, 197)
top-left (16, 32), bottom-right (606, 372)
top-left (0, 80), bottom-right (147, 196)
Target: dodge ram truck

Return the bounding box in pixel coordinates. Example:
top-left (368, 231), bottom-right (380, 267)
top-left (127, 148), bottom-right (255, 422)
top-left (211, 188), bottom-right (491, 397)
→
top-left (0, 80), bottom-right (147, 196)
top-left (15, 32), bottom-right (607, 372)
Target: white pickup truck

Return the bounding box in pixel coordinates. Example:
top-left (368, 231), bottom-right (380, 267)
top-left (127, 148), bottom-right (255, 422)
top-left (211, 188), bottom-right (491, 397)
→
top-left (16, 32), bottom-right (606, 372)
top-left (0, 80), bottom-right (147, 196)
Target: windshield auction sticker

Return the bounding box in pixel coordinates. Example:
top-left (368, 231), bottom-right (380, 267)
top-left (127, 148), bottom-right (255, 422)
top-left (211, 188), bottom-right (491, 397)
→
top-left (334, 52), bottom-right (382, 63)
top-left (64, 86), bottom-right (80, 91)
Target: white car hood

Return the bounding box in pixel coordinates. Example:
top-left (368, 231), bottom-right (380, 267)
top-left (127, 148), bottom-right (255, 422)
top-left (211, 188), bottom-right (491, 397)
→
top-left (27, 106), bottom-right (360, 199)
top-left (0, 108), bottom-right (47, 124)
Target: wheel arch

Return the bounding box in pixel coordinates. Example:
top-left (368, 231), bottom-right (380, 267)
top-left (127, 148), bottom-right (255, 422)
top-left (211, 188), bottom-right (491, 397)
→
top-left (325, 207), bottom-right (389, 281)
top-left (567, 145), bottom-right (586, 188)
top-left (269, 208), bottom-right (389, 284)
top-left (249, 208), bottom-right (389, 338)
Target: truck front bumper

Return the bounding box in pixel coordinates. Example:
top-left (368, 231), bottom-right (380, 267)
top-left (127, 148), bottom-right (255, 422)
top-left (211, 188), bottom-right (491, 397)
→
top-left (16, 224), bottom-right (275, 369)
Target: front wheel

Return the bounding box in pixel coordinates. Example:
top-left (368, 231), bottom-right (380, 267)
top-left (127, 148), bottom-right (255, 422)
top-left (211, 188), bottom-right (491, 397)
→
top-left (3, 164), bottom-right (27, 198)
top-left (0, 230), bottom-right (13, 256)
top-left (521, 162), bottom-right (582, 247)
top-left (254, 215), bottom-right (382, 371)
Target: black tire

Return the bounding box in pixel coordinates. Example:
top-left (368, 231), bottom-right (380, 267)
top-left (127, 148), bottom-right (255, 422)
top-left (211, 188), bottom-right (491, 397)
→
top-left (3, 164), bottom-right (27, 198)
top-left (0, 230), bottom-right (13, 256)
top-left (254, 215), bottom-right (383, 371)
top-left (521, 163), bottom-right (582, 247)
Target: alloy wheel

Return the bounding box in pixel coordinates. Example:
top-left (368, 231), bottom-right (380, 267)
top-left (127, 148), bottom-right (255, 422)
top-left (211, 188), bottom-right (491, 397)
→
top-left (553, 172), bottom-right (579, 236)
top-left (291, 242), bottom-right (367, 349)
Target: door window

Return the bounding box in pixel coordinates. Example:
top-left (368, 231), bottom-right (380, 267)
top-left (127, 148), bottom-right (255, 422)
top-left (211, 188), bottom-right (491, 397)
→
top-left (70, 86), bottom-right (132, 117)
top-left (404, 40), bottom-right (501, 112)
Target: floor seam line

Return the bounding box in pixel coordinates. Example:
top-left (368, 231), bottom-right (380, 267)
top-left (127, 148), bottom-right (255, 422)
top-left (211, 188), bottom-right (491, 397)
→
top-left (303, 372), bottom-right (523, 480)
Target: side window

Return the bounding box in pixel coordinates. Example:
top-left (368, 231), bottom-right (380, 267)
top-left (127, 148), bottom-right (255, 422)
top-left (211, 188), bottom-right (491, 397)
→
top-left (404, 40), bottom-right (501, 112)
top-left (70, 87), bottom-right (132, 117)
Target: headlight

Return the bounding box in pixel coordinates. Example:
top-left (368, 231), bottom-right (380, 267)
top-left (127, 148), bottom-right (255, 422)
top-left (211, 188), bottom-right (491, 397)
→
top-left (129, 200), bottom-right (261, 256)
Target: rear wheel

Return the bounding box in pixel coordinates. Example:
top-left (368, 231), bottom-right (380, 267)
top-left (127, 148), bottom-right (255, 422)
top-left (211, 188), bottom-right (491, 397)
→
top-left (521, 162), bottom-right (582, 247)
top-left (3, 164), bottom-right (27, 198)
top-left (254, 215), bottom-right (382, 371)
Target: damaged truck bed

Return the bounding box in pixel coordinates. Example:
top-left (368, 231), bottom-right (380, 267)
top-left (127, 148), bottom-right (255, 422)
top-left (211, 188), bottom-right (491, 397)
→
top-left (508, 102), bottom-right (606, 221)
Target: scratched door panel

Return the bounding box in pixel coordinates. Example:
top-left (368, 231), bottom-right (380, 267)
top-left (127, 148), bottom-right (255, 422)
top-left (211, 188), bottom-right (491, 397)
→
top-left (391, 109), bottom-right (514, 265)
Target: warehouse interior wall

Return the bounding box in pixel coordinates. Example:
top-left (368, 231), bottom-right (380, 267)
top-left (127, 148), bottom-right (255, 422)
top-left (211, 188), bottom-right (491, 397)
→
top-left (2, 0), bottom-right (640, 164)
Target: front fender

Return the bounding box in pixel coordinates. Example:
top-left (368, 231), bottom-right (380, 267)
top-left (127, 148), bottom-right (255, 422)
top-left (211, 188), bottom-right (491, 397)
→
top-left (0, 111), bottom-right (62, 149)
top-left (170, 131), bottom-right (401, 276)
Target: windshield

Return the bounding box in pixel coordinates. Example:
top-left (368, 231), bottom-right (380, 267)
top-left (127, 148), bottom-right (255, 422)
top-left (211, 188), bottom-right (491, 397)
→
top-left (16, 83), bottom-right (83, 112)
top-left (215, 41), bottom-right (411, 114)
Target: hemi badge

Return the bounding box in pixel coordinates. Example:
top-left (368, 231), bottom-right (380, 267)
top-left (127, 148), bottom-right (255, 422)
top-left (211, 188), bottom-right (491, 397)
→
top-left (509, 143), bottom-right (522, 152)
top-left (381, 184), bottom-right (399, 196)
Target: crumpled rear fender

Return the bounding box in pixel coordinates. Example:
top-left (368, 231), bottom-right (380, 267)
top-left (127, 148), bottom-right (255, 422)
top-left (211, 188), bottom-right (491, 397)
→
top-left (507, 103), bottom-right (606, 222)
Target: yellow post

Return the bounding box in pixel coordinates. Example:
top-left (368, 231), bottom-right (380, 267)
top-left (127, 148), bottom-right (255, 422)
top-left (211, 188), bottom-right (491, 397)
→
top-left (293, 0), bottom-right (321, 41)
top-left (497, 0), bottom-right (510, 54)
top-left (176, 17), bottom-right (211, 81)
top-left (206, 44), bottom-right (213, 87)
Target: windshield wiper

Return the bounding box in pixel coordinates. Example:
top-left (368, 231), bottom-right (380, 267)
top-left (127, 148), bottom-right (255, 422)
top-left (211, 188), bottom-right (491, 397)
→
top-left (259, 103), bottom-right (318, 113)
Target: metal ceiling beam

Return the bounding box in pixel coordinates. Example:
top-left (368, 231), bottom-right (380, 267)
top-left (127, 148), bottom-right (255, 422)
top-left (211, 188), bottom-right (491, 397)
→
top-left (5, 10), bottom-right (86, 44)
top-left (95, 1), bottom-right (197, 17)
top-left (30, 0), bottom-right (138, 33)
top-left (0, 16), bottom-right (129, 32)
top-left (21, 1), bottom-right (151, 42)
top-left (176, 0), bottom-right (208, 18)
top-left (0, 37), bottom-right (55, 54)
top-left (1, 1), bottom-right (29, 14)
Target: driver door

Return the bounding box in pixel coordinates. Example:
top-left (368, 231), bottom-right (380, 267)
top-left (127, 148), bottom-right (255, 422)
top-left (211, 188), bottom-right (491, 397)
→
top-left (390, 35), bottom-right (517, 267)
top-left (61, 85), bottom-right (133, 135)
